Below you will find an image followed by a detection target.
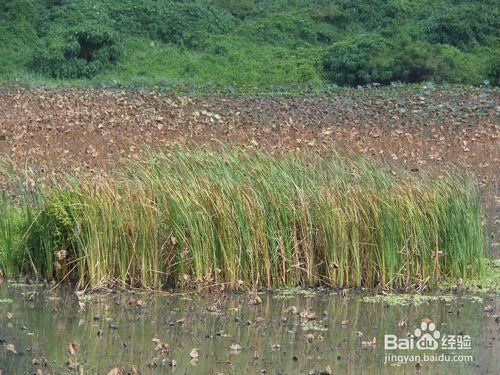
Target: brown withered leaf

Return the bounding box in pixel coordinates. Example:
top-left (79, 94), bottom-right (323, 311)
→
top-left (152, 338), bottom-right (170, 355)
top-left (107, 367), bottom-right (122, 375)
top-left (189, 348), bottom-right (199, 359)
top-left (68, 341), bottom-right (80, 356)
top-left (299, 310), bottom-right (317, 320)
top-left (249, 294), bottom-right (262, 305)
top-left (361, 337), bottom-right (377, 348)
top-left (5, 343), bottom-right (17, 354)
top-left (56, 249), bottom-right (67, 261)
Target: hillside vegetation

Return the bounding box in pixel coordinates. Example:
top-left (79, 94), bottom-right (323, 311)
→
top-left (0, 0), bottom-right (498, 91)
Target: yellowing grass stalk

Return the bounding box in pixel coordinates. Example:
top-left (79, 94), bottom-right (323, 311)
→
top-left (0, 148), bottom-right (484, 290)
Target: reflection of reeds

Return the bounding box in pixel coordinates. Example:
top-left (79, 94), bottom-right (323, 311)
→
top-left (0, 148), bottom-right (484, 289)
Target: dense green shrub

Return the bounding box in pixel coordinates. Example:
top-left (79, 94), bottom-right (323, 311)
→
top-left (487, 49), bottom-right (500, 85)
top-left (431, 44), bottom-right (487, 84)
top-left (32, 23), bottom-right (122, 79)
top-left (155, 3), bottom-right (237, 47)
top-left (209, 0), bottom-right (257, 19)
top-left (0, 0), bottom-right (38, 76)
top-left (105, 1), bottom-right (237, 47)
top-left (394, 41), bottom-right (437, 83)
top-left (312, 0), bottom-right (411, 29)
top-left (323, 34), bottom-right (398, 85)
top-left (238, 13), bottom-right (325, 46)
top-left (0, 0), bottom-right (497, 87)
top-left (423, 3), bottom-right (499, 50)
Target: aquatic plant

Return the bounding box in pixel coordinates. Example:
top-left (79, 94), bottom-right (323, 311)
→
top-left (0, 148), bottom-right (484, 290)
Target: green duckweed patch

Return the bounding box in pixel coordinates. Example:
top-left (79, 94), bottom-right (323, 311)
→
top-left (273, 287), bottom-right (318, 300)
top-left (362, 294), bottom-right (455, 306)
top-left (299, 321), bottom-right (329, 332)
top-left (439, 260), bottom-right (500, 294)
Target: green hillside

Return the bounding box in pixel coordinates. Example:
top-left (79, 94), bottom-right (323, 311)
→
top-left (0, 0), bottom-right (498, 92)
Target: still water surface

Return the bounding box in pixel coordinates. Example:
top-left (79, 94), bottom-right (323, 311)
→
top-left (0, 283), bottom-right (498, 374)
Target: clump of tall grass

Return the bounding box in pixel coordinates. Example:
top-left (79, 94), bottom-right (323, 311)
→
top-left (0, 149), bottom-right (484, 290)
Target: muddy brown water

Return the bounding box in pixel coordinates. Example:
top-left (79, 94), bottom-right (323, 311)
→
top-left (0, 283), bottom-right (498, 374)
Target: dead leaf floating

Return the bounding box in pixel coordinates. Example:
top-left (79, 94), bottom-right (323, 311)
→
top-left (361, 337), bottom-right (377, 348)
top-left (68, 342), bottom-right (80, 356)
top-left (190, 348), bottom-right (199, 359)
top-left (300, 310), bottom-right (317, 320)
top-left (152, 338), bottom-right (170, 355)
top-left (230, 343), bottom-right (242, 352)
top-left (249, 294), bottom-right (262, 305)
top-left (284, 305), bottom-right (298, 315)
top-left (5, 343), bottom-right (17, 354)
top-left (107, 368), bottom-right (122, 375)
top-left (484, 305), bottom-right (495, 313)
top-left (56, 249), bottom-right (67, 261)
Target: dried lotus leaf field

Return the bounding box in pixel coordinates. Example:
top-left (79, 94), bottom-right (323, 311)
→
top-left (0, 85), bottom-right (498, 255)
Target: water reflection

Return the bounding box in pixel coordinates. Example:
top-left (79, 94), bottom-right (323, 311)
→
top-left (0, 284), bottom-right (498, 374)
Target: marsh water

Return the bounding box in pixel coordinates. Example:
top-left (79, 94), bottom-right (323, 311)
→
top-left (0, 283), bottom-right (498, 374)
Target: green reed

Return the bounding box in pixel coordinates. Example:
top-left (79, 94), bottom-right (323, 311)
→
top-left (0, 149), bottom-right (484, 290)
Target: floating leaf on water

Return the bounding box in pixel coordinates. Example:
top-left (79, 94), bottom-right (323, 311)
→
top-left (484, 305), bottom-right (495, 313)
top-left (304, 333), bottom-right (315, 343)
top-left (5, 343), bottom-right (17, 354)
top-left (230, 343), bottom-right (242, 353)
top-left (361, 337), bottom-right (376, 348)
top-left (190, 348), bottom-right (199, 359)
top-left (152, 338), bottom-right (169, 355)
top-left (284, 305), bottom-right (297, 315)
top-left (56, 250), bottom-right (67, 261)
top-left (300, 310), bottom-right (317, 320)
top-left (107, 367), bottom-right (122, 375)
top-left (249, 294), bottom-right (262, 305)
top-left (68, 342), bottom-right (80, 356)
